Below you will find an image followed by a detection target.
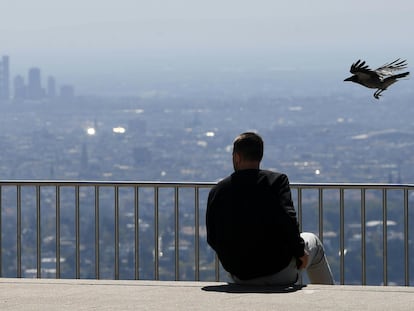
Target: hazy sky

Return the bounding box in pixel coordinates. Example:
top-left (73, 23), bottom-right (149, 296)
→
top-left (1, 0), bottom-right (413, 91)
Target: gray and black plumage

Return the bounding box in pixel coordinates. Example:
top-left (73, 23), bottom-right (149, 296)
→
top-left (344, 59), bottom-right (409, 99)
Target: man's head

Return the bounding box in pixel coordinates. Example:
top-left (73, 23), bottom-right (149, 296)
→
top-left (232, 132), bottom-right (263, 171)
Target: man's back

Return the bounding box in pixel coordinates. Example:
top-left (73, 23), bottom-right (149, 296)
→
top-left (206, 169), bottom-right (304, 280)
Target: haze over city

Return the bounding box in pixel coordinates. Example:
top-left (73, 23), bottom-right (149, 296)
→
top-left (1, 0), bottom-right (413, 95)
top-left (1, 1), bottom-right (414, 183)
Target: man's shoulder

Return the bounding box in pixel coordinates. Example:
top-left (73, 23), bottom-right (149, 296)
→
top-left (259, 169), bottom-right (287, 180)
top-left (214, 175), bottom-right (232, 188)
top-left (207, 176), bottom-right (233, 201)
top-left (211, 170), bottom-right (289, 189)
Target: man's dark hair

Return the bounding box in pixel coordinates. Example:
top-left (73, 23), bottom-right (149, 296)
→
top-left (233, 132), bottom-right (264, 162)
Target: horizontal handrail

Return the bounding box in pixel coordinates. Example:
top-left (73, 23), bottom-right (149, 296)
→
top-left (1, 180), bottom-right (414, 187)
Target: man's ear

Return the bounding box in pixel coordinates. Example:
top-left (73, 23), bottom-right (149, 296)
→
top-left (233, 152), bottom-right (241, 167)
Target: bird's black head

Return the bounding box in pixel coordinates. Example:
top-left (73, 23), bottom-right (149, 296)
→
top-left (344, 75), bottom-right (358, 82)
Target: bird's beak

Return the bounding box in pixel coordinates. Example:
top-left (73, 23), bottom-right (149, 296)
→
top-left (344, 76), bottom-right (352, 82)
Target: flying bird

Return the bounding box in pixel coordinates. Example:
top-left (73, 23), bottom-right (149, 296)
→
top-left (344, 59), bottom-right (409, 99)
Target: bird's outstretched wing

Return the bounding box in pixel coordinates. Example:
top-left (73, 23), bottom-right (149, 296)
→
top-left (375, 59), bottom-right (408, 78)
top-left (349, 59), bottom-right (377, 80)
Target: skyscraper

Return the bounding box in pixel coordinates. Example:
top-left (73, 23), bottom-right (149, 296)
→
top-left (0, 55), bottom-right (10, 100)
top-left (47, 76), bottom-right (56, 98)
top-left (27, 67), bottom-right (44, 100)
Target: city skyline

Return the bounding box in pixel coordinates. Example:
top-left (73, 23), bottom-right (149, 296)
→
top-left (0, 54), bottom-right (75, 102)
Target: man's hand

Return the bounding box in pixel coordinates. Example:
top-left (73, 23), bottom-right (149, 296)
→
top-left (297, 251), bottom-right (309, 270)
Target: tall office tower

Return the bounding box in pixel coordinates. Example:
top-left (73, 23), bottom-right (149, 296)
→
top-left (13, 75), bottom-right (26, 100)
top-left (47, 76), bottom-right (56, 98)
top-left (0, 55), bottom-right (10, 100)
top-left (27, 67), bottom-right (44, 100)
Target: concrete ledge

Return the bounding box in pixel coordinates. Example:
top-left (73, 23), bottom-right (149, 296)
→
top-left (1, 278), bottom-right (414, 310)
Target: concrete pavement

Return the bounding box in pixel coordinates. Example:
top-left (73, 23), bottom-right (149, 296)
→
top-left (1, 278), bottom-right (414, 310)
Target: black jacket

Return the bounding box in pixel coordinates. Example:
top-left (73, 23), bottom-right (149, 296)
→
top-left (206, 169), bottom-right (305, 280)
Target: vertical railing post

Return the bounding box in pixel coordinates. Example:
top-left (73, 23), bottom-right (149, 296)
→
top-left (297, 187), bottom-right (303, 230)
top-left (114, 186), bottom-right (120, 280)
top-left (174, 187), bottom-right (179, 280)
top-left (154, 186), bottom-right (159, 280)
top-left (296, 186), bottom-right (303, 285)
top-left (75, 185), bottom-right (80, 279)
top-left (318, 188), bottom-right (324, 242)
top-left (17, 185), bottom-right (22, 278)
top-left (404, 188), bottom-right (409, 286)
top-left (194, 186), bottom-right (200, 281)
top-left (95, 186), bottom-right (100, 279)
top-left (361, 188), bottom-right (366, 285)
top-left (134, 186), bottom-right (139, 280)
top-left (56, 185), bottom-right (61, 279)
top-left (36, 185), bottom-right (41, 278)
top-left (382, 189), bottom-right (388, 286)
top-left (215, 254), bottom-right (220, 282)
top-left (339, 188), bottom-right (345, 285)
top-left (0, 186), bottom-right (2, 277)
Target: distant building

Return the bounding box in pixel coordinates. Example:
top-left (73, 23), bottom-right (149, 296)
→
top-left (47, 76), bottom-right (56, 98)
top-left (13, 75), bottom-right (26, 100)
top-left (60, 84), bottom-right (75, 100)
top-left (0, 55), bottom-right (10, 100)
top-left (27, 67), bottom-right (44, 100)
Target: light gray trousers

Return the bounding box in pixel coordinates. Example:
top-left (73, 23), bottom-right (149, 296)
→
top-left (230, 232), bottom-right (335, 286)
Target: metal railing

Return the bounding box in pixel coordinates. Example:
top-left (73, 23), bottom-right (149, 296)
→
top-left (0, 181), bottom-right (412, 285)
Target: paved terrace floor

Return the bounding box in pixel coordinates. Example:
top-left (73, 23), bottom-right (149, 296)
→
top-left (1, 278), bottom-right (414, 310)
